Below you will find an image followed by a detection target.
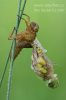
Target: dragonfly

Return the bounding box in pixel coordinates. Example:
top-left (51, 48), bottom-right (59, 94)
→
top-left (31, 39), bottom-right (59, 88)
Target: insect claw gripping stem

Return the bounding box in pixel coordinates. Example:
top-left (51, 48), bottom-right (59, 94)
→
top-left (17, 14), bottom-right (22, 20)
top-left (17, 13), bottom-right (30, 26)
top-left (8, 27), bottom-right (17, 40)
top-left (23, 13), bottom-right (30, 21)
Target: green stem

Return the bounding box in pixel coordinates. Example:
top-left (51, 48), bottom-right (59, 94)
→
top-left (0, 42), bottom-right (13, 88)
top-left (17, 0), bottom-right (27, 28)
top-left (0, 55), bottom-right (9, 88)
top-left (6, 0), bottom-right (27, 100)
top-left (0, 0), bottom-right (27, 89)
top-left (0, 0), bottom-right (23, 88)
top-left (6, 41), bottom-right (16, 100)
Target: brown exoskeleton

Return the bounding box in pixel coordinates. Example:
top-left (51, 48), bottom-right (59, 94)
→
top-left (8, 14), bottom-right (39, 60)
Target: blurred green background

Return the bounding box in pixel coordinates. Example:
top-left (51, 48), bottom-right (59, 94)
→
top-left (0, 0), bottom-right (66, 100)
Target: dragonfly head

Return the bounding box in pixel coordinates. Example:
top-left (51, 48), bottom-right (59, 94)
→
top-left (48, 74), bottom-right (59, 88)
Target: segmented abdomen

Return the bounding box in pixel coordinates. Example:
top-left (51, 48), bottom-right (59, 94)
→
top-left (10, 41), bottom-right (32, 60)
top-left (14, 46), bottom-right (23, 60)
top-left (10, 45), bottom-right (22, 60)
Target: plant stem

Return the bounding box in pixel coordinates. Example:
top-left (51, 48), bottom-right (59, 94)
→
top-left (0, 55), bottom-right (9, 88)
top-left (6, 41), bottom-right (15, 100)
top-left (0, 42), bottom-right (13, 88)
top-left (17, 0), bottom-right (27, 28)
top-left (6, 0), bottom-right (27, 100)
top-left (0, 0), bottom-right (23, 88)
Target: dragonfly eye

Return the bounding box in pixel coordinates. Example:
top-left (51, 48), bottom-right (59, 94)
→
top-left (48, 78), bottom-right (59, 88)
top-left (48, 80), bottom-right (55, 88)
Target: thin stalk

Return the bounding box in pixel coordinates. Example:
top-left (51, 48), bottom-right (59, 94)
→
top-left (18, 0), bottom-right (27, 28)
top-left (0, 0), bottom-right (22, 88)
top-left (6, 0), bottom-right (22, 98)
top-left (0, 42), bottom-right (13, 88)
top-left (6, 40), bottom-right (16, 100)
top-left (0, 0), bottom-right (27, 87)
top-left (6, 0), bottom-right (27, 100)
top-left (0, 55), bottom-right (10, 88)
top-left (0, 0), bottom-right (23, 88)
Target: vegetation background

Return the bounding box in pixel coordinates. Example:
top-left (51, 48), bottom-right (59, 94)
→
top-left (0, 0), bottom-right (66, 100)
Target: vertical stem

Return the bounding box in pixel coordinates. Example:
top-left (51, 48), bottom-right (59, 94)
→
top-left (18, 0), bottom-right (27, 28)
top-left (6, 0), bottom-right (27, 100)
top-left (6, 41), bottom-right (16, 100)
top-left (0, 55), bottom-right (10, 88)
top-left (0, 0), bottom-right (23, 88)
top-left (0, 42), bottom-right (13, 88)
top-left (6, 0), bottom-right (21, 98)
